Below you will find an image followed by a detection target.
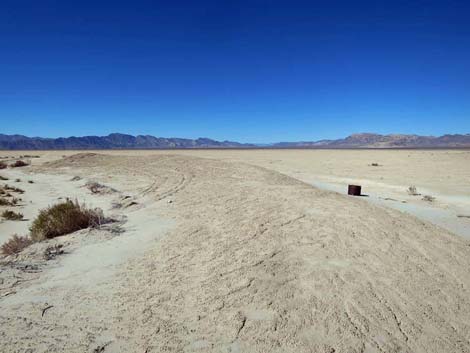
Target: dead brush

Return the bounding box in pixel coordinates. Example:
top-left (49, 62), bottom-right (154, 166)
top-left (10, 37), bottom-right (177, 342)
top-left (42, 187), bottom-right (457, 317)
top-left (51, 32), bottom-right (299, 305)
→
top-left (1, 235), bottom-right (32, 255)
top-left (30, 199), bottom-right (110, 241)
top-left (3, 184), bottom-right (24, 194)
top-left (407, 186), bottom-right (421, 196)
top-left (43, 244), bottom-right (65, 260)
top-left (0, 197), bottom-right (14, 206)
top-left (422, 195), bottom-right (436, 202)
top-left (1, 210), bottom-right (24, 220)
top-left (0, 187), bottom-right (11, 196)
top-left (10, 160), bottom-right (29, 168)
top-left (85, 181), bottom-right (116, 194)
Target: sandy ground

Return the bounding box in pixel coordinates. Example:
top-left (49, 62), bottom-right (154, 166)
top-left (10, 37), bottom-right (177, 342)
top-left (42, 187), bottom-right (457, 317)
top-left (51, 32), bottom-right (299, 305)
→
top-left (5, 149), bottom-right (469, 238)
top-left (107, 149), bottom-right (470, 240)
top-left (0, 151), bottom-right (470, 352)
top-left (69, 149), bottom-right (470, 239)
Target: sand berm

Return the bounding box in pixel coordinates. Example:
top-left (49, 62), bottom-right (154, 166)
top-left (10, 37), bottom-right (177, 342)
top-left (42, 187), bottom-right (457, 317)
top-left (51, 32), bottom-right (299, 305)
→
top-left (1, 153), bottom-right (470, 353)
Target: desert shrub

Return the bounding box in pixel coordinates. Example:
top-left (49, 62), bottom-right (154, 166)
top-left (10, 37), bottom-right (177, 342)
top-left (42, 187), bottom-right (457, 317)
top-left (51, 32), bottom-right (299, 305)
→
top-left (0, 161), bottom-right (6, 169)
top-left (0, 194), bottom-right (20, 205)
top-left (28, 180), bottom-right (34, 184)
top-left (0, 175), bottom-right (8, 180)
top-left (0, 197), bottom-right (13, 206)
top-left (30, 199), bottom-right (107, 241)
top-left (422, 195), bottom-right (436, 202)
top-left (43, 244), bottom-right (64, 260)
top-left (407, 186), bottom-right (420, 196)
top-left (4, 184), bottom-right (24, 193)
top-left (11, 160), bottom-right (29, 168)
top-left (371, 163), bottom-right (380, 166)
top-left (1, 210), bottom-right (24, 220)
top-left (15, 178), bottom-right (21, 182)
top-left (1, 235), bottom-right (32, 255)
top-left (85, 181), bottom-right (116, 194)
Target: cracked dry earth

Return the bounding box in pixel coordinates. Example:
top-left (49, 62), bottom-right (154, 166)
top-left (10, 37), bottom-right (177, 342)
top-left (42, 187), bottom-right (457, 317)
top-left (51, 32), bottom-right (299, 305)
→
top-left (2, 153), bottom-right (470, 353)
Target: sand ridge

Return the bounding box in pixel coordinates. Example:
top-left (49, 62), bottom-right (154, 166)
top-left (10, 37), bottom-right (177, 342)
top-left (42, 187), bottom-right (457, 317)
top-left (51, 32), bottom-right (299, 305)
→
top-left (1, 153), bottom-right (470, 352)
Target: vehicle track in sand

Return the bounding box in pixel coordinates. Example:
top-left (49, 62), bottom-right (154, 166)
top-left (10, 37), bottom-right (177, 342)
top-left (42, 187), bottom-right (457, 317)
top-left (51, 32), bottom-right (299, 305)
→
top-left (1, 153), bottom-right (470, 353)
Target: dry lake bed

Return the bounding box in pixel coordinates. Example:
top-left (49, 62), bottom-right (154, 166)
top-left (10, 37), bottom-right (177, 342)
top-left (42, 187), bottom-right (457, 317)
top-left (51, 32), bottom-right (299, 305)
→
top-left (1, 149), bottom-right (470, 353)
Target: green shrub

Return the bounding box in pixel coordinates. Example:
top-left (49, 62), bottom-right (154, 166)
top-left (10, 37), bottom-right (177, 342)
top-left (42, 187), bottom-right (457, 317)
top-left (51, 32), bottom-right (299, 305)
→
top-left (1, 210), bottom-right (24, 220)
top-left (30, 200), bottom-right (107, 241)
top-left (1, 235), bottom-right (32, 255)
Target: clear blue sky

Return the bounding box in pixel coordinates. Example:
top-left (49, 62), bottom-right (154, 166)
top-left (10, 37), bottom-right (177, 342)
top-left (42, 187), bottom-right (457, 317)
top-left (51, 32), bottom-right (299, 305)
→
top-left (1, 0), bottom-right (469, 143)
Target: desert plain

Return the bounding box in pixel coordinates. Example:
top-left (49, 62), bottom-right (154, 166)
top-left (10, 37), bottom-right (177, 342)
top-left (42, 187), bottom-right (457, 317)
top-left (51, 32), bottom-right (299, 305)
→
top-left (0, 149), bottom-right (470, 353)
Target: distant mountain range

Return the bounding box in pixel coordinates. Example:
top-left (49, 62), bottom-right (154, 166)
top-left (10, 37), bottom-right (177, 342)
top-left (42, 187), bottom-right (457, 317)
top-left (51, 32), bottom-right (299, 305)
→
top-left (272, 133), bottom-right (470, 148)
top-left (0, 133), bottom-right (253, 150)
top-left (1, 132), bottom-right (470, 150)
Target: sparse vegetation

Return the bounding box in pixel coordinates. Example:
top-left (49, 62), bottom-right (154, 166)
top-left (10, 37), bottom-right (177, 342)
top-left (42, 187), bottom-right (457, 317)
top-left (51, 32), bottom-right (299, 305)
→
top-left (0, 197), bottom-right (14, 206)
top-left (85, 181), bottom-right (116, 194)
top-left (407, 186), bottom-right (421, 196)
top-left (3, 184), bottom-right (24, 194)
top-left (1, 235), bottom-right (32, 255)
top-left (15, 178), bottom-right (21, 182)
top-left (30, 199), bottom-right (108, 241)
top-left (370, 163), bottom-right (380, 166)
top-left (422, 195), bottom-right (436, 202)
top-left (0, 161), bottom-right (6, 169)
top-left (2, 210), bottom-right (24, 220)
top-left (10, 160), bottom-right (29, 168)
top-left (28, 180), bottom-right (34, 184)
top-left (0, 175), bottom-right (8, 180)
top-left (43, 244), bottom-right (64, 260)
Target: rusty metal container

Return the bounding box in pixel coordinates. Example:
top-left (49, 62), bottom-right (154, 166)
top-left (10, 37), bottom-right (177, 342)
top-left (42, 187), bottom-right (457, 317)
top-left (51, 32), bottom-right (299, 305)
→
top-left (348, 185), bottom-right (362, 196)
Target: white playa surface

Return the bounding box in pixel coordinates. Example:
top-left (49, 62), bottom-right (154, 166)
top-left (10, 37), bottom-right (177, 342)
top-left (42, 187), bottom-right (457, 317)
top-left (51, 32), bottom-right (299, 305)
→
top-left (129, 149), bottom-right (470, 240)
top-left (1, 150), bottom-right (470, 353)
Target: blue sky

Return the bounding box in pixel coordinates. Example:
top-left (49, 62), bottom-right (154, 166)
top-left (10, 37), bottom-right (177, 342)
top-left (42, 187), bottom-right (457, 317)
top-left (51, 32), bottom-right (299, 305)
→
top-left (1, 0), bottom-right (469, 143)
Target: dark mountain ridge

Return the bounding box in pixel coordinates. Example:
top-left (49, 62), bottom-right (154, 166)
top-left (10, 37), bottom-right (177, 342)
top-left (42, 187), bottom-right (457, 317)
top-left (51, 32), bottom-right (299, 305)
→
top-left (272, 133), bottom-right (470, 148)
top-left (0, 133), bottom-right (253, 150)
top-left (1, 132), bottom-right (470, 149)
